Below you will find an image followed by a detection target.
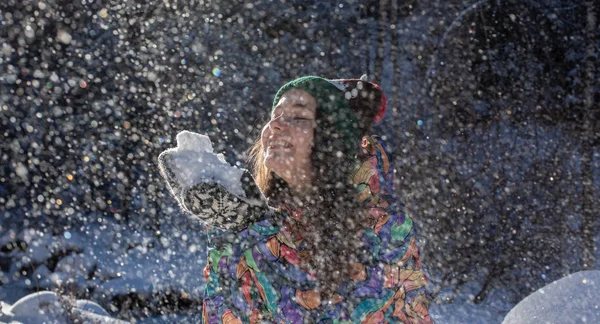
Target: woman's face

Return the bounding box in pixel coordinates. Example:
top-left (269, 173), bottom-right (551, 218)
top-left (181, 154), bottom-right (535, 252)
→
top-left (261, 88), bottom-right (317, 186)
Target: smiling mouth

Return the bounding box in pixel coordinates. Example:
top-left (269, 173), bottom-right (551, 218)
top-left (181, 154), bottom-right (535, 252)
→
top-left (268, 140), bottom-right (292, 149)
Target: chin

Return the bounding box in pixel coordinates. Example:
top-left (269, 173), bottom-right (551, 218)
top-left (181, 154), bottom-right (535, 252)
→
top-left (264, 158), bottom-right (290, 177)
top-left (264, 158), bottom-right (281, 173)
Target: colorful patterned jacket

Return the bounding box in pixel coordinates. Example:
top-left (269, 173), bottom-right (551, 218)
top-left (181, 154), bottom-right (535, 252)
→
top-left (202, 136), bottom-right (432, 323)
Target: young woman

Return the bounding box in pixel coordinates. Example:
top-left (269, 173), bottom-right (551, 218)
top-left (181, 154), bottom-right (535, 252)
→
top-left (166, 76), bottom-right (433, 323)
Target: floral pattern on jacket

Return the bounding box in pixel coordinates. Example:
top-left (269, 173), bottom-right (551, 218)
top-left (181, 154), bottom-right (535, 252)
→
top-left (202, 136), bottom-right (432, 323)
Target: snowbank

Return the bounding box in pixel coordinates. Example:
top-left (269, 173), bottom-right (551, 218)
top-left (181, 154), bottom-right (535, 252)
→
top-left (503, 270), bottom-right (600, 324)
top-left (0, 215), bottom-right (207, 322)
top-left (0, 291), bottom-right (127, 323)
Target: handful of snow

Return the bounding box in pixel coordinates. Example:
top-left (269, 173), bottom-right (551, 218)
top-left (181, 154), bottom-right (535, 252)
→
top-left (158, 131), bottom-right (269, 230)
top-left (159, 131), bottom-right (245, 199)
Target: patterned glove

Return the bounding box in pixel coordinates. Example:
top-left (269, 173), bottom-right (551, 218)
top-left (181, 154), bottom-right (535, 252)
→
top-left (158, 131), bottom-right (269, 231)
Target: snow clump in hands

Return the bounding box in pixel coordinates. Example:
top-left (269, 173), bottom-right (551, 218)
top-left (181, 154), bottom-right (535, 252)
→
top-left (159, 130), bottom-right (245, 199)
top-left (158, 131), bottom-right (269, 231)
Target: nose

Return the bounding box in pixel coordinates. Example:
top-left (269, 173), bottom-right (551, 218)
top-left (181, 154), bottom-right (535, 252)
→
top-left (268, 113), bottom-right (288, 132)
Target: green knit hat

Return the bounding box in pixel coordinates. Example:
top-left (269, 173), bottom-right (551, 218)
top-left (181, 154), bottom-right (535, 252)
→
top-left (272, 76), bottom-right (361, 156)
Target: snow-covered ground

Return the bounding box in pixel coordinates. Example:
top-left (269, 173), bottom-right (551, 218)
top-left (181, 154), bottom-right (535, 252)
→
top-left (429, 270), bottom-right (600, 324)
top-left (0, 291), bottom-right (127, 323)
top-left (4, 270), bottom-right (598, 323)
top-left (429, 283), bottom-right (510, 323)
top-left (430, 303), bottom-right (505, 324)
top-left (0, 213), bottom-right (207, 322)
top-left (503, 270), bottom-right (600, 324)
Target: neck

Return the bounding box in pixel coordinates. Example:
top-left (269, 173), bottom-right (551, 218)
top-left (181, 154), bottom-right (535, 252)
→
top-left (277, 169), bottom-right (314, 199)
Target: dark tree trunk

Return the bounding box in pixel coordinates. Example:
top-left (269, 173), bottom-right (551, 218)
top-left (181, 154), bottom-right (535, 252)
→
top-left (581, 0), bottom-right (596, 270)
top-left (359, 0), bottom-right (371, 76)
top-left (374, 0), bottom-right (388, 84)
top-left (390, 0), bottom-right (399, 123)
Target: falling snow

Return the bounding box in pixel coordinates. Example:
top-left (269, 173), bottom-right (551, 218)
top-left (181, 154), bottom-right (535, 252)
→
top-left (1, 0), bottom-right (599, 323)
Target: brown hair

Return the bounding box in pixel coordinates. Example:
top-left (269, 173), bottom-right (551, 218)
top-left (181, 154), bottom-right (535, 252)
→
top-left (248, 139), bottom-right (270, 194)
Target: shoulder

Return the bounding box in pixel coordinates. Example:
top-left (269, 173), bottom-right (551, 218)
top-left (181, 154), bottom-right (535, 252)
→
top-left (352, 136), bottom-right (398, 219)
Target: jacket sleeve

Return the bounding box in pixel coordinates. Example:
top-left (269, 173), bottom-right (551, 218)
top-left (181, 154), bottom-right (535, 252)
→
top-left (350, 136), bottom-right (434, 324)
top-left (201, 212), bottom-right (286, 324)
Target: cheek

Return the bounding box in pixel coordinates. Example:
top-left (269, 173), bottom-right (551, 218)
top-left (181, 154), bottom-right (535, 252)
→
top-left (292, 127), bottom-right (314, 153)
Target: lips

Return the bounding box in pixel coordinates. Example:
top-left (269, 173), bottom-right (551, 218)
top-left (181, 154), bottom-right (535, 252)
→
top-left (267, 139), bottom-right (292, 149)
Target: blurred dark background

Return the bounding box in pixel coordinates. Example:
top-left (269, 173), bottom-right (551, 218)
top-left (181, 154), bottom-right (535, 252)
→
top-left (0, 0), bottom-right (598, 319)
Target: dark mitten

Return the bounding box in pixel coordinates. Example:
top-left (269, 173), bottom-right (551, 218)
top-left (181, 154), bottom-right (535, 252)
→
top-left (182, 170), bottom-right (269, 231)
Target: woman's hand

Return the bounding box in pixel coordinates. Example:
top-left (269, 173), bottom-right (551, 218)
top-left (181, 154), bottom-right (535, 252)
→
top-left (158, 131), bottom-right (269, 231)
